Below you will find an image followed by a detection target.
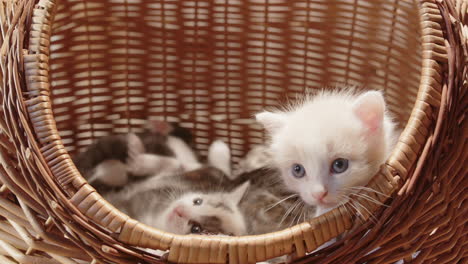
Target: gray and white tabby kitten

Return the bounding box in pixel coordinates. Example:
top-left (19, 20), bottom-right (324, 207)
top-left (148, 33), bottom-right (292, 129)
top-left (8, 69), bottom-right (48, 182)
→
top-left (106, 172), bottom-right (249, 235)
top-left (104, 142), bottom-right (247, 236)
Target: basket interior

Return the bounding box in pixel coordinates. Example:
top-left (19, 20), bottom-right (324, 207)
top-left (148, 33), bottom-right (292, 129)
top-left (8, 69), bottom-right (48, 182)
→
top-left (49, 0), bottom-right (422, 162)
top-left (0, 0), bottom-right (456, 262)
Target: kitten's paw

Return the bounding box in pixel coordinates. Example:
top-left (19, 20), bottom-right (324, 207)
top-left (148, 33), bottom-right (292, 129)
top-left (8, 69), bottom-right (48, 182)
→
top-left (127, 133), bottom-right (145, 161)
top-left (90, 160), bottom-right (128, 187)
top-left (207, 140), bottom-right (232, 178)
top-left (181, 161), bottom-right (202, 172)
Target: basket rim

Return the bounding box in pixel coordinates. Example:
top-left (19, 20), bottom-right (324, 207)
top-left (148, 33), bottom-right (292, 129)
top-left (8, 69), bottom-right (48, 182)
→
top-left (16, 0), bottom-right (448, 263)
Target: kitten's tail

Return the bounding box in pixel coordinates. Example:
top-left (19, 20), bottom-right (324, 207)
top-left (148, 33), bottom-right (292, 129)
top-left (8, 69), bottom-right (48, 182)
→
top-left (208, 140), bottom-right (232, 178)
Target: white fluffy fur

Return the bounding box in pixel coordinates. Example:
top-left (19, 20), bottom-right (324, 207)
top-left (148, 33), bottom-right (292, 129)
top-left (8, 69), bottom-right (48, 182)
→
top-left (207, 140), bottom-right (232, 178)
top-left (256, 89), bottom-right (399, 217)
top-left (152, 181), bottom-right (250, 235)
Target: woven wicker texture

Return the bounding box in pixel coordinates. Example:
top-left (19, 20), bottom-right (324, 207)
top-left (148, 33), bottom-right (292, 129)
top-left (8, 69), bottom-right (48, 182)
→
top-left (0, 0), bottom-right (466, 263)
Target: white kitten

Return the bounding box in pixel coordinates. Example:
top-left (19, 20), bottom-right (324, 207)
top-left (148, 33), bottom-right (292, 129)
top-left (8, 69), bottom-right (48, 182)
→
top-left (256, 89), bottom-right (399, 216)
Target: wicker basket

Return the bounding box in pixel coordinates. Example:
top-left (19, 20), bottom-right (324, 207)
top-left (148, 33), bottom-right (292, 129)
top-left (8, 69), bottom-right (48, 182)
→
top-left (0, 0), bottom-right (466, 263)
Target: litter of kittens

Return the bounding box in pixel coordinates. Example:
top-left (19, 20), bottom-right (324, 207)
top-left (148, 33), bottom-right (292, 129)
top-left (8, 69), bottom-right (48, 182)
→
top-left (0, 0), bottom-right (465, 264)
top-left (75, 119), bottom-right (301, 237)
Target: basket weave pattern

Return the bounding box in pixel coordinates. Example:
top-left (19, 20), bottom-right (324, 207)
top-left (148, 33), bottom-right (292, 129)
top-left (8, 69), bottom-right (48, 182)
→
top-left (0, 0), bottom-right (466, 263)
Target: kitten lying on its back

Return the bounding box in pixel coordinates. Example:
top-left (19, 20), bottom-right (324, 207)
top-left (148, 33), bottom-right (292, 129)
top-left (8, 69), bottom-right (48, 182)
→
top-left (107, 141), bottom-right (303, 236)
top-left (105, 141), bottom-right (246, 236)
top-left (256, 89), bottom-right (399, 217)
top-left (106, 172), bottom-right (249, 236)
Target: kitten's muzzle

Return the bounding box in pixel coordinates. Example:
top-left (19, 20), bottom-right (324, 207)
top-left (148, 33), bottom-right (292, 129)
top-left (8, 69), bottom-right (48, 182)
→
top-left (312, 190), bottom-right (328, 201)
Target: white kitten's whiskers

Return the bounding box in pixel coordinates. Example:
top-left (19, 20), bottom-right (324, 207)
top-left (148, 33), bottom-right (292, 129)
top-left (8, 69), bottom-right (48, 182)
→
top-left (279, 199), bottom-right (301, 226)
top-left (342, 199), bottom-right (365, 223)
top-left (302, 210), bottom-right (307, 223)
top-left (264, 194), bottom-right (298, 213)
top-left (296, 211), bottom-right (304, 226)
top-left (338, 194), bottom-right (369, 223)
top-left (347, 186), bottom-right (390, 198)
top-left (348, 192), bottom-right (390, 208)
top-left (292, 203), bottom-right (306, 226)
top-left (289, 202), bottom-right (302, 227)
top-left (348, 197), bottom-right (379, 223)
top-left (345, 187), bottom-right (391, 212)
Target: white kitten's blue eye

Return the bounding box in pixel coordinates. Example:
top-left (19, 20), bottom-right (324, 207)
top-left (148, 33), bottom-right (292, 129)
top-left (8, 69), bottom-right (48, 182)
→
top-left (193, 198), bottom-right (203, 205)
top-left (331, 158), bottom-right (349, 174)
top-left (291, 163), bottom-right (306, 178)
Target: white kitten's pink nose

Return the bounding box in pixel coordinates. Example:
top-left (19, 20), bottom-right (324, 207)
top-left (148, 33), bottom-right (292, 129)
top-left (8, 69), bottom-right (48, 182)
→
top-left (312, 190), bottom-right (328, 201)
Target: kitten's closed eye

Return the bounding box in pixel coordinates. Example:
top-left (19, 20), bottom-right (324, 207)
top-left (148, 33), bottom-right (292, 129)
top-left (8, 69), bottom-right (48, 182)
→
top-left (291, 163), bottom-right (306, 178)
top-left (331, 158), bottom-right (349, 174)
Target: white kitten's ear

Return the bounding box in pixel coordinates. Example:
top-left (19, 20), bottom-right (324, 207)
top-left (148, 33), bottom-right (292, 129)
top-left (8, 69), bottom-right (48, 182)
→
top-left (255, 111), bottom-right (287, 134)
top-left (353, 91), bottom-right (385, 133)
top-left (229, 181), bottom-right (250, 205)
